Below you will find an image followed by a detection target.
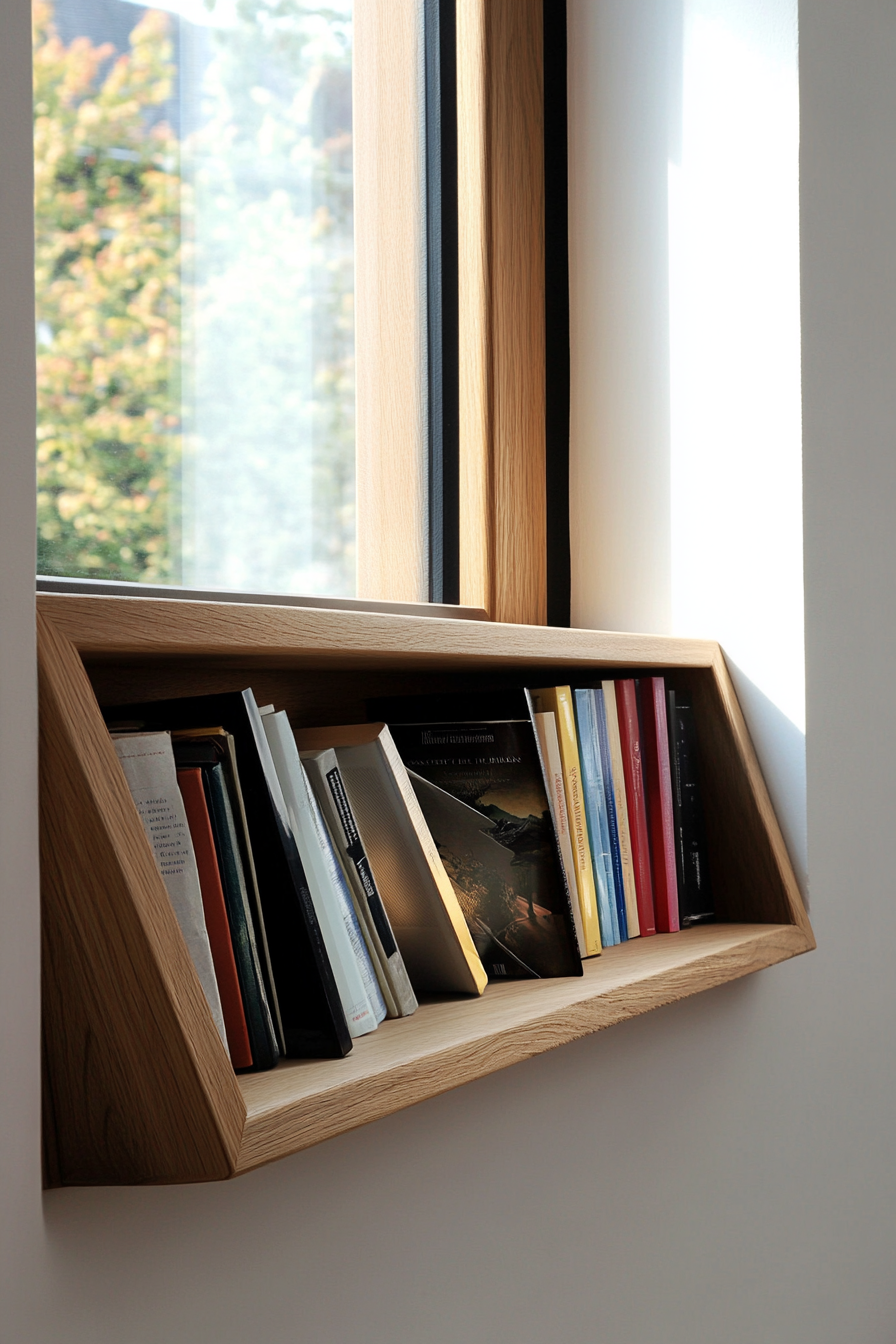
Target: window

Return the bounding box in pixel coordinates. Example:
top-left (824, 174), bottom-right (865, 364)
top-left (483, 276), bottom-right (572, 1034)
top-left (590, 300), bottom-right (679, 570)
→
top-left (33, 0), bottom-right (566, 624)
top-left (34, 0), bottom-right (359, 596)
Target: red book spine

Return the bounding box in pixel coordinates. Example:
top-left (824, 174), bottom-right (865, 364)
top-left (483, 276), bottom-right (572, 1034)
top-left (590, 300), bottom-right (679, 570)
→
top-left (639, 678), bottom-right (680, 933)
top-left (177, 768), bottom-right (253, 1069)
top-left (614, 680), bottom-right (656, 936)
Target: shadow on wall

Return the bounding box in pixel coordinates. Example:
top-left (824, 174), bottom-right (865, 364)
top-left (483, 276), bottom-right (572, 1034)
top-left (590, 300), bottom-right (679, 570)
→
top-left (723, 657), bottom-right (808, 905)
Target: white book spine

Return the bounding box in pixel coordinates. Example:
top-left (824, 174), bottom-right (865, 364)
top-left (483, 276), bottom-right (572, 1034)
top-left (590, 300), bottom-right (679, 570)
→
top-left (262, 711), bottom-right (380, 1037)
top-left (112, 732), bottom-right (229, 1055)
top-left (301, 748), bottom-right (418, 1019)
top-left (302, 768), bottom-right (387, 1024)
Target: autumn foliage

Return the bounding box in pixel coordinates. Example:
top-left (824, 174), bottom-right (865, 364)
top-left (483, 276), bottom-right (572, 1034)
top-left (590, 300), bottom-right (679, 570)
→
top-left (34, 0), bottom-right (181, 581)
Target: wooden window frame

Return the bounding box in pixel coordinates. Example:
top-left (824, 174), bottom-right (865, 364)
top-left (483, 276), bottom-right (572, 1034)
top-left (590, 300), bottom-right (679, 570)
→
top-left (357, 0), bottom-right (550, 626)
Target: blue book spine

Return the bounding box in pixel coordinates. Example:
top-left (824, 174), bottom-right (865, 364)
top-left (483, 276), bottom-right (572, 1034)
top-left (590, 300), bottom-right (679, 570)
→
top-left (594, 689), bottom-right (628, 941)
top-left (573, 689), bottom-right (619, 946)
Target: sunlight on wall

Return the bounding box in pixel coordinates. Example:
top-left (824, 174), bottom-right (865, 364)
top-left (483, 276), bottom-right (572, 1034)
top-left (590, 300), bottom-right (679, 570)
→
top-left (668, 1), bottom-right (803, 735)
top-left (568, 0), bottom-right (806, 888)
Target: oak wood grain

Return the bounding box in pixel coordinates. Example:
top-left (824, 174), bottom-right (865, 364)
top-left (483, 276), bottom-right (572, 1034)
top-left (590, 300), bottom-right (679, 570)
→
top-left (235, 923), bottom-right (811, 1173)
top-left (457, 0), bottom-right (547, 624)
top-left (37, 593), bottom-right (719, 670)
top-left (39, 611), bottom-right (246, 1185)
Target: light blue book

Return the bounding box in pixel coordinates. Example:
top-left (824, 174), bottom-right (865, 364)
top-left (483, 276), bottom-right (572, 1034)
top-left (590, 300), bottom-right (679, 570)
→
top-left (594, 689), bottom-right (628, 941)
top-left (573, 689), bottom-right (620, 946)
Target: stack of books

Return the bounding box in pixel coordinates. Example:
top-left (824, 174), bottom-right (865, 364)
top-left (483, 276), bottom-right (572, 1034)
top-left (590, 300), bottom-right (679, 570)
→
top-left (104, 674), bottom-right (714, 1071)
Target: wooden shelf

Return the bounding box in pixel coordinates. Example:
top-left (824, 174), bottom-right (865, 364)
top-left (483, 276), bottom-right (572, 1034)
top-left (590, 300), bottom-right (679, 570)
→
top-left (37, 594), bottom-right (814, 1186)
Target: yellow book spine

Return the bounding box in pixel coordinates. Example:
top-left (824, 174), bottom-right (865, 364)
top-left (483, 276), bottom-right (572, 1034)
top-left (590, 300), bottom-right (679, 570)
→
top-left (602, 680), bottom-right (640, 938)
top-left (532, 686), bottom-right (602, 956)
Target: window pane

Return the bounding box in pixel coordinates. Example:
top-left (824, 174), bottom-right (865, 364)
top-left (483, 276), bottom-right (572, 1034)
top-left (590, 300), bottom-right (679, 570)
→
top-left (34, 0), bottom-right (355, 596)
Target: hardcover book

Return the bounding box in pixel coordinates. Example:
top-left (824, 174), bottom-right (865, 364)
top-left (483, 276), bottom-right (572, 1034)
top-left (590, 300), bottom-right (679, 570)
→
top-left (613, 680), bottom-right (657, 937)
top-left (594, 688), bottom-right (631, 940)
top-left (667, 687), bottom-right (715, 926)
top-left (638, 678), bottom-right (680, 933)
top-left (601, 681), bottom-right (640, 937)
top-left (529, 686), bottom-right (602, 956)
top-left (573, 691), bottom-right (622, 946)
top-left (172, 733), bottom-right (281, 1069)
top-left (176, 765), bottom-right (254, 1069)
top-left (532, 709), bottom-right (586, 957)
top-left (106, 692), bottom-right (352, 1060)
top-left (112, 731), bottom-right (228, 1051)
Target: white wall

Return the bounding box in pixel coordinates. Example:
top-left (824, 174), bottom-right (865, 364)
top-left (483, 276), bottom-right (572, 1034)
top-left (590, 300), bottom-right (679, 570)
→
top-left (4, 1), bottom-right (896, 1340)
top-left (568, 0), bottom-right (807, 892)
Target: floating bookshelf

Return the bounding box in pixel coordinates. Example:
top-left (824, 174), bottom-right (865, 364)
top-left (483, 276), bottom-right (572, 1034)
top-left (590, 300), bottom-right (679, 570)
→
top-left (37, 593), bottom-right (814, 1186)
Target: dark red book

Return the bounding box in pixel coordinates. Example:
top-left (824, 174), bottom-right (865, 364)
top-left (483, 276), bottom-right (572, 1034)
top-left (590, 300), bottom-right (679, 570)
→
top-left (177, 767), bottom-right (253, 1069)
top-left (638, 678), bottom-right (680, 933)
top-left (614, 680), bottom-right (656, 936)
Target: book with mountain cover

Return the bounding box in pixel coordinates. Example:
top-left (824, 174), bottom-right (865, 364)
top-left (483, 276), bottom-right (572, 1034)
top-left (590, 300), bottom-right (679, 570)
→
top-left (387, 719), bottom-right (582, 979)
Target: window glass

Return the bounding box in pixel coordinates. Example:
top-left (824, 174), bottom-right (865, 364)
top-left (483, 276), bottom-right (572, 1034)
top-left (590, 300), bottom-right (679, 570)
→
top-left (33, 0), bottom-right (355, 596)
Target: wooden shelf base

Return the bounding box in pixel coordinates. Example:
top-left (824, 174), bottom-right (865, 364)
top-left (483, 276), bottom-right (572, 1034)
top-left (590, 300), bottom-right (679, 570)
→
top-left (234, 923), bottom-right (808, 1176)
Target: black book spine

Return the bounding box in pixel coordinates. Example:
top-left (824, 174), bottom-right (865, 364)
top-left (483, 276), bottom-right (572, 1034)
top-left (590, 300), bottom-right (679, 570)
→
top-left (106, 690), bottom-right (352, 1059)
top-left (201, 764), bottom-right (279, 1072)
top-left (667, 689), bottom-right (715, 926)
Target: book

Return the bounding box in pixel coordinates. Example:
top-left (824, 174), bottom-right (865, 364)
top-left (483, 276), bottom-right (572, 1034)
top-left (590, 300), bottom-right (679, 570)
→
top-left (532, 709), bottom-right (586, 957)
top-left (667, 687), bottom-right (715, 926)
top-left (594, 688), bottom-right (631, 940)
top-left (301, 747), bottom-right (418, 1018)
top-left (638, 677), bottom-right (680, 933)
top-left (105, 692), bottom-right (352, 1059)
top-left (176, 766), bottom-right (254, 1069)
top-left (111, 731), bottom-right (228, 1052)
top-left (388, 719), bottom-right (582, 979)
top-left (573, 690), bottom-right (622, 945)
top-left (613, 680), bottom-right (657, 937)
top-left (173, 725), bottom-right (284, 1054)
top-left (261, 708), bottom-right (385, 1037)
top-left (172, 740), bottom-right (280, 1072)
top-left (294, 723), bottom-right (488, 996)
top-left (529, 686), bottom-right (602, 956)
top-left (601, 680), bottom-right (640, 937)
top-left (407, 772), bottom-right (539, 979)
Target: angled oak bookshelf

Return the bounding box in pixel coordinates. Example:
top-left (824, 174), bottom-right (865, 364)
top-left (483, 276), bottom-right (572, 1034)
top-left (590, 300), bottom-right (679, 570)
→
top-left (37, 593), bottom-right (814, 1186)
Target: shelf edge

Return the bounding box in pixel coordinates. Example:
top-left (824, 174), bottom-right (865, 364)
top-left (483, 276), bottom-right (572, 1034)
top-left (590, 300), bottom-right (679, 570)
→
top-left (233, 923), bottom-right (811, 1176)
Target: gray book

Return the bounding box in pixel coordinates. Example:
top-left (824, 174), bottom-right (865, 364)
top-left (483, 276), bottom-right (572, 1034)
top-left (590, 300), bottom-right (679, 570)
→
top-left (294, 723), bottom-right (487, 997)
top-left (300, 746), bottom-right (418, 1018)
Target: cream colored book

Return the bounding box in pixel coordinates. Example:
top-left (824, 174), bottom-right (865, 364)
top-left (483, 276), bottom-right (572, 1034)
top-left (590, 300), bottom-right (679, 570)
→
top-left (294, 723), bottom-right (488, 996)
top-left (530, 686), bottom-right (602, 955)
top-left (601, 680), bottom-right (640, 937)
top-left (112, 731), bottom-right (229, 1053)
top-left (533, 710), bottom-right (586, 957)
